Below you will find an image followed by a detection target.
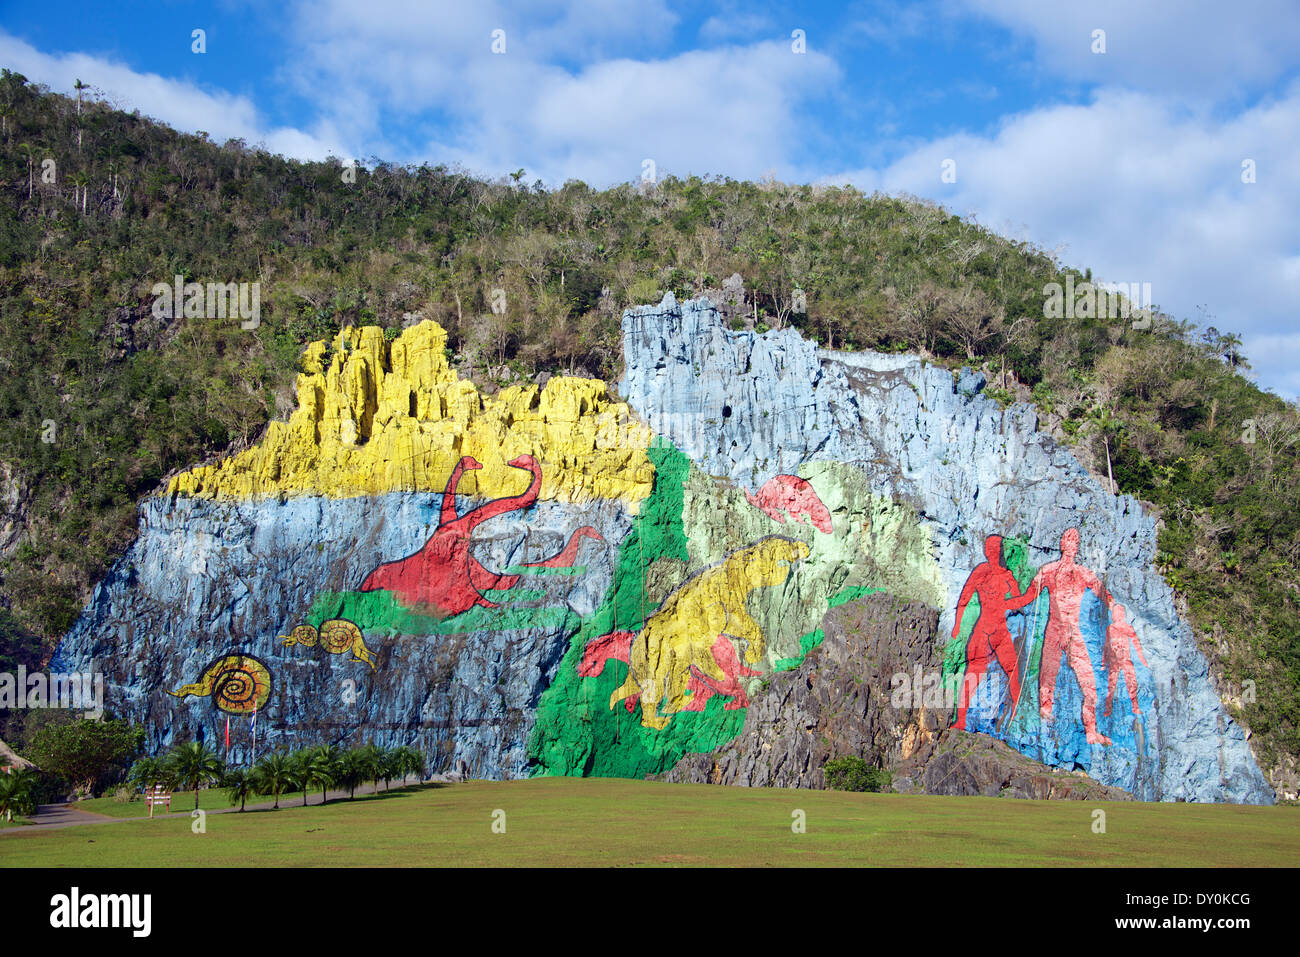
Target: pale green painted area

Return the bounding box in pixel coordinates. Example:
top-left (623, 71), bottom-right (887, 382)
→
top-left (678, 461), bottom-right (947, 666)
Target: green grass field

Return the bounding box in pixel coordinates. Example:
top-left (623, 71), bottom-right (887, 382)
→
top-left (68, 787), bottom-right (318, 818)
top-left (1, 778), bottom-right (1295, 867)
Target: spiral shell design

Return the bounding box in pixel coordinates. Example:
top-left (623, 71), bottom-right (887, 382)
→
top-left (319, 619), bottom-right (363, 654)
top-left (280, 624), bottom-right (319, 647)
top-left (278, 618), bottom-right (377, 671)
top-left (168, 654), bottom-right (272, 714)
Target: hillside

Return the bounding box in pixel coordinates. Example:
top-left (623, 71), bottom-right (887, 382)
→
top-left (0, 71), bottom-right (1296, 795)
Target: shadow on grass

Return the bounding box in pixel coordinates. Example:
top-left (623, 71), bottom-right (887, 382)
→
top-left (232, 782), bottom-right (448, 814)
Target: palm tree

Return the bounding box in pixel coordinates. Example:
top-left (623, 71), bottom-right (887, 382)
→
top-left (0, 768), bottom-right (38, 822)
top-left (252, 753), bottom-right (293, 810)
top-left (379, 747), bottom-right (400, 790)
top-left (223, 768), bottom-right (255, 812)
top-left (308, 745), bottom-right (340, 804)
top-left (126, 756), bottom-right (170, 795)
top-left (394, 746), bottom-right (425, 788)
top-left (165, 741), bottom-right (224, 810)
top-left (357, 743), bottom-right (383, 794)
top-left (73, 78), bottom-right (88, 151)
top-left (337, 749), bottom-right (364, 799)
top-left (17, 142), bottom-right (38, 199)
top-left (71, 171), bottom-right (90, 215)
top-left (287, 749), bottom-right (313, 806)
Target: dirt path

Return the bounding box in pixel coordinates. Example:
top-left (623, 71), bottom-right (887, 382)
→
top-left (0, 778), bottom-right (428, 835)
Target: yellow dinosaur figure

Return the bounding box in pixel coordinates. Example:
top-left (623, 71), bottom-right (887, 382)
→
top-left (610, 535), bottom-right (810, 730)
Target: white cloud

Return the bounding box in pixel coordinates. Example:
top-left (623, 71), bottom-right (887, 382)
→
top-left (284, 1), bottom-right (839, 185)
top-left (825, 83), bottom-right (1300, 398)
top-left (961, 0), bottom-right (1300, 98)
top-left (0, 30), bottom-right (347, 160)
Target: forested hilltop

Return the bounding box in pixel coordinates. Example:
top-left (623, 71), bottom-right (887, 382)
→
top-left (0, 71), bottom-right (1295, 786)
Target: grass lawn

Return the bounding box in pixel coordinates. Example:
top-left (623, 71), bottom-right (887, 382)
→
top-left (72, 787), bottom-right (315, 818)
top-left (2, 777), bottom-right (1295, 867)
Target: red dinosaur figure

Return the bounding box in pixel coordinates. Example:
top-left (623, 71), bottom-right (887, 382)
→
top-left (745, 475), bottom-right (833, 534)
top-left (359, 454), bottom-right (601, 616)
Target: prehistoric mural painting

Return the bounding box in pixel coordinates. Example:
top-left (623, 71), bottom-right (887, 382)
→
top-left (168, 654), bottom-right (273, 714)
top-left (358, 453), bottom-right (603, 616)
top-left (1103, 602), bottom-right (1148, 719)
top-left (745, 475), bottom-right (834, 534)
top-left (64, 317), bottom-right (1267, 800)
top-left (279, 620), bottom-right (378, 671)
top-left (526, 440), bottom-right (955, 779)
top-left (605, 536), bottom-right (809, 729)
top-left (946, 528), bottom-right (1154, 763)
top-left (951, 534), bottom-right (1024, 732)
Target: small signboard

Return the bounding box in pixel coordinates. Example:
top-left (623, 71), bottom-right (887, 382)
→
top-left (145, 785), bottom-right (171, 817)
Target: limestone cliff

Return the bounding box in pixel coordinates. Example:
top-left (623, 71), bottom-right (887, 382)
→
top-left (48, 300), bottom-right (1274, 803)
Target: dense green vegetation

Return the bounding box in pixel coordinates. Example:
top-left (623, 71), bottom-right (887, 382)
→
top-left (0, 71), bottom-right (1295, 784)
top-left (824, 756), bottom-right (893, 793)
top-left (124, 741), bottom-right (426, 811)
top-left (23, 717), bottom-right (142, 796)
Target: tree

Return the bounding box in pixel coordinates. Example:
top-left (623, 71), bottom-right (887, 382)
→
top-left (356, 743), bottom-right (383, 792)
top-left (166, 741), bottom-right (224, 810)
top-left (308, 744), bottom-right (340, 804)
top-left (397, 746), bottom-right (426, 787)
top-left (223, 767), bottom-right (255, 812)
top-left (287, 749), bottom-right (313, 806)
top-left (0, 767), bottom-right (38, 821)
top-left (17, 141), bottom-right (38, 199)
top-left (823, 755), bottom-right (892, 792)
top-left (26, 719), bottom-right (143, 797)
top-left (337, 749), bottom-right (364, 799)
top-left (379, 747), bottom-right (401, 790)
top-left (252, 753), bottom-right (293, 810)
top-left (943, 286), bottom-right (1004, 360)
top-left (127, 757), bottom-right (165, 793)
top-left (73, 78), bottom-right (88, 151)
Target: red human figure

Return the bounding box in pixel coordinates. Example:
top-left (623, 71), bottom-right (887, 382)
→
top-left (360, 454), bottom-right (600, 616)
top-left (1103, 601), bottom-right (1149, 718)
top-left (1010, 528), bottom-right (1113, 746)
top-left (951, 534), bottom-right (1024, 731)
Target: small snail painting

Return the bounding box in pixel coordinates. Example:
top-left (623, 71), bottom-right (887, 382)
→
top-left (168, 654), bottom-right (273, 714)
top-left (279, 619), bottom-right (377, 671)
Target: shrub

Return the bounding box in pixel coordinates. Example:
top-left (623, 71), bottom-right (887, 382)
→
top-left (824, 755), bottom-right (892, 792)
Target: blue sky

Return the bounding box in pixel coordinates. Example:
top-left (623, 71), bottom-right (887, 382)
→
top-left (2, 0), bottom-right (1298, 397)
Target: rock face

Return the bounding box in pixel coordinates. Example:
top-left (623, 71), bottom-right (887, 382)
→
top-left (892, 730), bottom-right (1133, 801)
top-left (665, 593), bottom-right (1131, 801)
top-left (48, 299), bottom-right (1273, 804)
top-left (50, 322), bottom-right (647, 777)
top-left (665, 592), bottom-right (945, 789)
top-left (620, 295), bottom-right (1271, 804)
